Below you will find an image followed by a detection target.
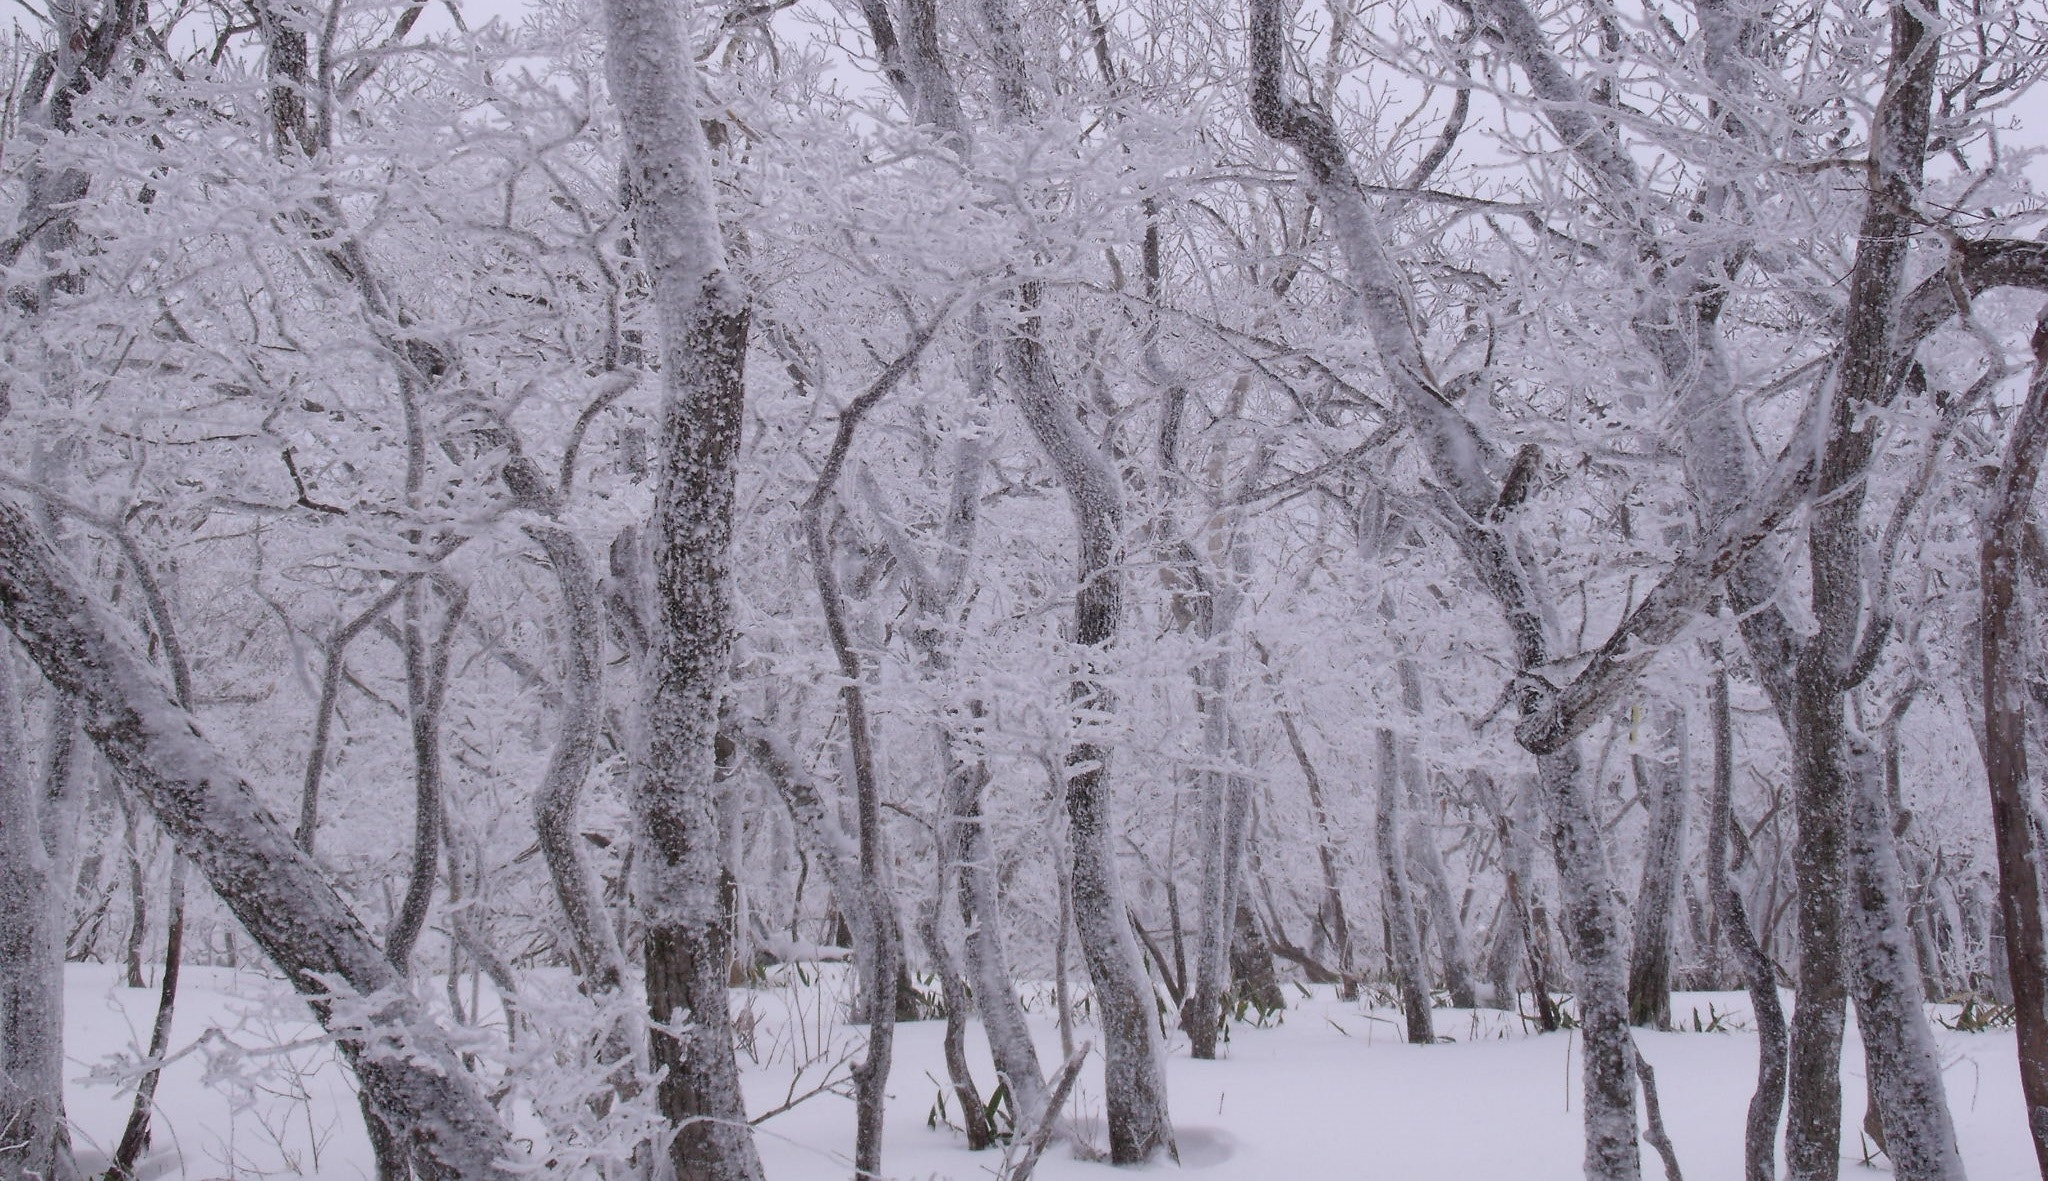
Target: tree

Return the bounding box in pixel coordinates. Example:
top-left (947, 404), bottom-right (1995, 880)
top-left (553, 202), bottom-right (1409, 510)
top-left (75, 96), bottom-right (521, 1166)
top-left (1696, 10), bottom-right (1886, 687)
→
top-left (600, 0), bottom-right (763, 1173)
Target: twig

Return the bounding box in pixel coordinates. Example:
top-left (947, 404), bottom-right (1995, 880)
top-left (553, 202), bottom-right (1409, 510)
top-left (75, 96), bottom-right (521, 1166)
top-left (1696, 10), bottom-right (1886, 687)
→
top-left (1001, 1041), bottom-right (1090, 1181)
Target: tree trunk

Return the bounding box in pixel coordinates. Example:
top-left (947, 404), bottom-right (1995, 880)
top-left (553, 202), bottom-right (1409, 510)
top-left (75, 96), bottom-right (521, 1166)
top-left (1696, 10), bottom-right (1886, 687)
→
top-left (1629, 712), bottom-right (1689, 1030)
top-left (0, 499), bottom-right (519, 1179)
top-left (1377, 727), bottom-right (1434, 1044)
top-left (951, 749), bottom-right (1049, 1127)
top-left (528, 524), bottom-right (629, 994)
top-left (1842, 742), bottom-right (1965, 1180)
top-left (1003, 292), bottom-right (1173, 1163)
top-left (1398, 660), bottom-right (1478, 1009)
top-left (913, 813), bottom-right (992, 1151)
top-left (0, 650), bottom-right (82, 1181)
top-left (1979, 318), bottom-right (2048, 1177)
top-left (1407, 802), bottom-right (1478, 1011)
top-left (1256, 641), bottom-right (1354, 994)
top-left (601, 0), bottom-right (763, 1171)
top-left (1707, 656), bottom-right (1788, 1181)
top-left (1535, 744), bottom-right (1643, 1181)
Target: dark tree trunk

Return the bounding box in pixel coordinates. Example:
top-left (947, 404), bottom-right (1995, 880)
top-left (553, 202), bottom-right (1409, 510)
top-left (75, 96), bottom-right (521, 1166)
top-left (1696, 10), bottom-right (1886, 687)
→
top-left (1628, 714), bottom-right (1689, 1030)
top-left (1377, 727), bottom-right (1434, 1044)
top-left (1979, 319), bottom-right (2048, 1177)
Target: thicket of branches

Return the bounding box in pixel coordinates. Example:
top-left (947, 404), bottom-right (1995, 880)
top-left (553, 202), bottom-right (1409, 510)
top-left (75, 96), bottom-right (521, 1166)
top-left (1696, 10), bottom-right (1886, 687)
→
top-left (1, 0), bottom-right (2046, 1178)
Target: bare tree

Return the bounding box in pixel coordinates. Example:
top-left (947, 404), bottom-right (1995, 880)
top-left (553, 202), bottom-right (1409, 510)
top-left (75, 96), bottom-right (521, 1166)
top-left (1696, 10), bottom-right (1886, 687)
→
top-left (1980, 315), bottom-right (2048, 1177)
top-left (600, 0), bottom-right (763, 1172)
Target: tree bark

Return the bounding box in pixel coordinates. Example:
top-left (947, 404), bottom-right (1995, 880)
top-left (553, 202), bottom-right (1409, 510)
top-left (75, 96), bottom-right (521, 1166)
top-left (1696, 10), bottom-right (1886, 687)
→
top-left (0, 499), bottom-right (519, 1178)
top-left (601, 0), bottom-right (762, 1169)
top-left (1707, 656), bottom-right (1788, 1181)
top-left (1377, 727), bottom-right (1434, 1043)
top-left (1003, 293), bottom-right (1174, 1163)
top-left (1628, 712), bottom-right (1689, 1030)
top-left (0, 650), bottom-right (82, 1181)
top-left (1979, 316), bottom-right (2048, 1177)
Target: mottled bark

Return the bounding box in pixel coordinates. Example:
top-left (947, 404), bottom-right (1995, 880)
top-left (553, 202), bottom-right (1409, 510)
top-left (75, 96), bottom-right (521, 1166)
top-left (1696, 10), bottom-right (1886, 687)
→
top-left (0, 651), bottom-right (81, 1181)
top-left (1843, 741), bottom-right (1964, 1180)
top-left (1003, 296), bottom-right (1174, 1163)
top-left (1629, 714), bottom-right (1689, 1030)
top-left (600, 0), bottom-right (761, 1168)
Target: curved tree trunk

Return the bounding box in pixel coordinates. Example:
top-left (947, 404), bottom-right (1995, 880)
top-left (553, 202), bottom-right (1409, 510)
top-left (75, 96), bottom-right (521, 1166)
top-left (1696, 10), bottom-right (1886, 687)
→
top-left (1004, 301), bottom-right (1174, 1163)
top-left (599, 0), bottom-right (761, 1169)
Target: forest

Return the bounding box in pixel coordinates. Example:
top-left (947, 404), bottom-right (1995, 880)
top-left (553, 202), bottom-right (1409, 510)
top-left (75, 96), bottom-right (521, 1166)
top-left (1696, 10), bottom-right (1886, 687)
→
top-left (0, 0), bottom-right (2045, 1177)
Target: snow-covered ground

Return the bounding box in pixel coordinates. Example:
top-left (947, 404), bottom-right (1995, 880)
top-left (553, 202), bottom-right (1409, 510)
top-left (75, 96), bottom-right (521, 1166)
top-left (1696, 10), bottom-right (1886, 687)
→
top-left (59, 964), bottom-right (2032, 1179)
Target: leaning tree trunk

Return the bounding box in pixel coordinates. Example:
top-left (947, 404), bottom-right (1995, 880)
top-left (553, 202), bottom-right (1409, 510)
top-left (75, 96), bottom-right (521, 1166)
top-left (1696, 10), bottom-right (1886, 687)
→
top-left (600, 0), bottom-right (762, 1171)
top-left (0, 500), bottom-right (519, 1179)
top-left (1979, 316), bottom-right (2048, 1177)
top-left (1842, 740), bottom-right (1965, 1180)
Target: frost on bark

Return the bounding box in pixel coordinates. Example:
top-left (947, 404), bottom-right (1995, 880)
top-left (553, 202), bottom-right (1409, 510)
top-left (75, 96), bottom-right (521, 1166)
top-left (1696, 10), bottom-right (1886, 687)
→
top-left (0, 647), bottom-right (82, 1181)
top-left (527, 522), bottom-right (629, 993)
top-left (1708, 656), bottom-right (1788, 1181)
top-left (601, 0), bottom-right (762, 1170)
top-left (1628, 712), bottom-right (1688, 1030)
top-left (1003, 295), bottom-right (1174, 1164)
top-left (0, 500), bottom-right (518, 1180)
top-left (1376, 727), bottom-right (1434, 1044)
top-left (1249, 4), bottom-right (1637, 1174)
top-left (1775, 6), bottom-right (1953, 1175)
top-left (1981, 318), bottom-right (2048, 1178)
top-left (1842, 741), bottom-right (1964, 1180)
top-left (874, 426), bottom-right (1051, 1131)
top-left (1182, 558), bottom-right (1253, 1060)
top-left (792, 327), bottom-right (946, 1178)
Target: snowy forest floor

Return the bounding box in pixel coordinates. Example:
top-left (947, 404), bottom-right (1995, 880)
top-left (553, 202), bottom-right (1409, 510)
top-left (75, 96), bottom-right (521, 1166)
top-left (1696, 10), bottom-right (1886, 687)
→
top-left (56, 963), bottom-right (2033, 1180)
